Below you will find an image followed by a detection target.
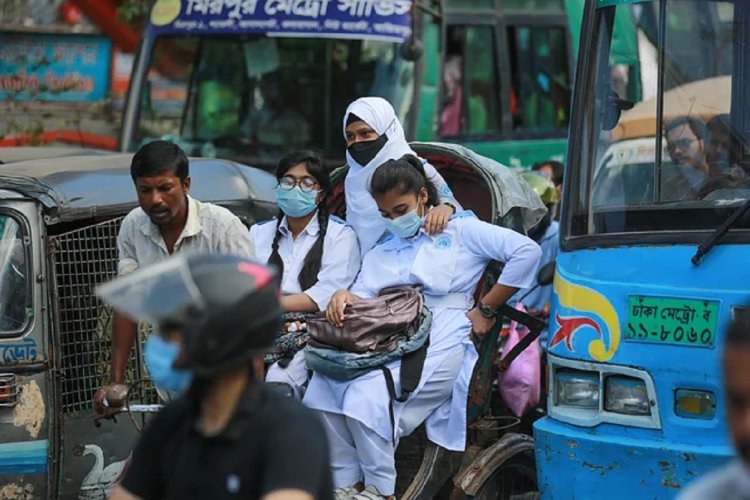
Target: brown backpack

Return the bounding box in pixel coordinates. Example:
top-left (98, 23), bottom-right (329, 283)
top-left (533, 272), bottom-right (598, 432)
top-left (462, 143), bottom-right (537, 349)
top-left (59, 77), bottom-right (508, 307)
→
top-left (306, 285), bottom-right (424, 353)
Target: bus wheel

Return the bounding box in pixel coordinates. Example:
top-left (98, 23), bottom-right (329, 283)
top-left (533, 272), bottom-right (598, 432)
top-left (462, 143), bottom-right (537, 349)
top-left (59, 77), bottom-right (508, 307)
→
top-left (472, 449), bottom-right (538, 500)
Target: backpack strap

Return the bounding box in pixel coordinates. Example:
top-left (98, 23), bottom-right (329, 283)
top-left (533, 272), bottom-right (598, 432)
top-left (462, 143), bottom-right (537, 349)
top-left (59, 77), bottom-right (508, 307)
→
top-left (380, 335), bottom-right (431, 446)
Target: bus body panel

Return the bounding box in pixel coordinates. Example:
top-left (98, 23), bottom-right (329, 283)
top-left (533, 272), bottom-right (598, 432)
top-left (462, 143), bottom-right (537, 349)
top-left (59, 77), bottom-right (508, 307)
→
top-left (536, 245), bottom-right (747, 496)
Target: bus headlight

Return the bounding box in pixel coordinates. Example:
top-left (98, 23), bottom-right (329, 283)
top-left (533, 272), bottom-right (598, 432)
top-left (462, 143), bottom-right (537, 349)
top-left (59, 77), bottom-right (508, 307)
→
top-left (605, 376), bottom-right (651, 416)
top-left (555, 370), bottom-right (599, 409)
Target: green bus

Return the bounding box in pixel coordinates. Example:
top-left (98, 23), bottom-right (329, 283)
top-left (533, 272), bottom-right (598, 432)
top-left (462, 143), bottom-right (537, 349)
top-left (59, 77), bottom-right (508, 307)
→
top-left (119, 0), bottom-right (579, 169)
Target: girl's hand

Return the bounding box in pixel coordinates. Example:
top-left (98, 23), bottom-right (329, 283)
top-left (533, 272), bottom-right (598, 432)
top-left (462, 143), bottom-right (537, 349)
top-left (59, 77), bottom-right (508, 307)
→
top-left (424, 204), bottom-right (453, 235)
top-left (466, 307), bottom-right (496, 337)
top-left (326, 290), bottom-right (359, 327)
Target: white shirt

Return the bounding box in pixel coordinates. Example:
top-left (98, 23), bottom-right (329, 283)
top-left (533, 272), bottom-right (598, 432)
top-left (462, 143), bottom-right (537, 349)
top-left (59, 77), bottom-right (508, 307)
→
top-left (304, 211), bottom-right (541, 451)
top-left (250, 212), bottom-right (360, 310)
top-left (352, 212), bottom-right (542, 299)
top-left (117, 196), bottom-right (255, 275)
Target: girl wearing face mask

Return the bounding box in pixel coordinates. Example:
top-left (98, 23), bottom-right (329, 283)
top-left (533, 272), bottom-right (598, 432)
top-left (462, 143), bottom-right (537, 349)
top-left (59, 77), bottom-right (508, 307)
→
top-left (303, 155), bottom-right (542, 500)
top-left (250, 150), bottom-right (360, 398)
top-left (344, 97), bottom-right (463, 257)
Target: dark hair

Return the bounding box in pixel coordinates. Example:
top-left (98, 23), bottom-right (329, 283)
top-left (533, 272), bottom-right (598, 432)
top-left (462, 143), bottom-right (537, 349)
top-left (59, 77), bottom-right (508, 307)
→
top-left (532, 160), bottom-right (564, 186)
top-left (268, 150), bottom-right (331, 291)
top-left (369, 154), bottom-right (440, 206)
top-left (664, 116), bottom-right (708, 141)
top-left (726, 307), bottom-right (750, 348)
top-left (130, 140), bottom-right (189, 182)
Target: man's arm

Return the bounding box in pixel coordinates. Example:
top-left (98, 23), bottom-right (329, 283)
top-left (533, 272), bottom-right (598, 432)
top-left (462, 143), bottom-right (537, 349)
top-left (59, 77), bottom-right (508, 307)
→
top-left (111, 311), bottom-right (138, 384)
top-left (94, 216), bottom-right (139, 414)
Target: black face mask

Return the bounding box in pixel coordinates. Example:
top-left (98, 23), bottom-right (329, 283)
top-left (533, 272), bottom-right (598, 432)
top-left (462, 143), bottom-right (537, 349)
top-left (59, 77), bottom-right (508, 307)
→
top-left (348, 134), bottom-right (388, 166)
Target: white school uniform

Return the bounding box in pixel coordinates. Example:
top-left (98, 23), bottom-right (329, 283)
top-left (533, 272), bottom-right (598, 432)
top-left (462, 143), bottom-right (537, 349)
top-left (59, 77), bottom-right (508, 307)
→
top-left (251, 212), bottom-right (360, 397)
top-left (303, 211), bottom-right (542, 494)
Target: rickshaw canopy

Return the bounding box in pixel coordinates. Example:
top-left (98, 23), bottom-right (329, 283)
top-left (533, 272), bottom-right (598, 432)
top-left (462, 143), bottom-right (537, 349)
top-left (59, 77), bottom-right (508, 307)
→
top-left (0, 154), bottom-right (277, 225)
top-left (410, 142), bottom-right (547, 232)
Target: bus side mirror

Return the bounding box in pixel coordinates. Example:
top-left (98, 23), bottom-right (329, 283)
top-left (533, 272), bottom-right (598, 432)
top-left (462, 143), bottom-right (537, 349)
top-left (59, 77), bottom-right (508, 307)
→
top-left (602, 90), bottom-right (634, 131)
top-left (400, 36), bottom-right (423, 61)
top-left (537, 260), bottom-right (556, 286)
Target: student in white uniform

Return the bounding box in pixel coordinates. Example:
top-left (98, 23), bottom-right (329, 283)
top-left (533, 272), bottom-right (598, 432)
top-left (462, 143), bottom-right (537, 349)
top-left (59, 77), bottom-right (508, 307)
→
top-left (343, 97), bottom-right (463, 256)
top-left (303, 155), bottom-right (542, 500)
top-left (251, 150), bottom-right (360, 398)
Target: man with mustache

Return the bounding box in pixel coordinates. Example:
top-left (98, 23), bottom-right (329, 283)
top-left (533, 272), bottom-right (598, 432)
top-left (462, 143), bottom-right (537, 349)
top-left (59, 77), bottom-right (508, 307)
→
top-left (680, 309), bottom-right (750, 499)
top-left (93, 140), bottom-right (255, 414)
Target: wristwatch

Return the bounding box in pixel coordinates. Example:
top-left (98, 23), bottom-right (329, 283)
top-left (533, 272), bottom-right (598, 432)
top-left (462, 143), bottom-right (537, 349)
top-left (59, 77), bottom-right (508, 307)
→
top-left (444, 202), bottom-right (457, 214)
top-left (477, 302), bottom-right (496, 319)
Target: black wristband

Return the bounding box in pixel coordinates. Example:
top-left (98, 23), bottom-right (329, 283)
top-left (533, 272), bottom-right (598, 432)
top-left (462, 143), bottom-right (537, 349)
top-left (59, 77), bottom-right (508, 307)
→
top-left (444, 202), bottom-right (457, 214)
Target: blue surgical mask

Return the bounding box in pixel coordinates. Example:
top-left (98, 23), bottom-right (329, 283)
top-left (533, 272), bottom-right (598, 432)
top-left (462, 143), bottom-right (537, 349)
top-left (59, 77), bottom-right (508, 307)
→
top-left (384, 207), bottom-right (424, 239)
top-left (144, 334), bottom-right (193, 396)
top-left (275, 187), bottom-right (319, 218)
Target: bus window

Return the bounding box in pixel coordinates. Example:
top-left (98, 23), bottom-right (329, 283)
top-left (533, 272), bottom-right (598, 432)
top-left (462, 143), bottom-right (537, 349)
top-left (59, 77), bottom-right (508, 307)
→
top-left (136, 36), bottom-right (414, 168)
top-left (507, 25), bottom-right (570, 132)
top-left (440, 25), bottom-right (501, 137)
top-left (572, 1), bottom-right (750, 236)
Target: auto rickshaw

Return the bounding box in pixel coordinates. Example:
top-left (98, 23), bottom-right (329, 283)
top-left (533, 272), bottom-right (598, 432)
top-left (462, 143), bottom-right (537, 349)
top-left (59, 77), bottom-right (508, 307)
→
top-left (0, 153), bottom-right (276, 498)
top-left (325, 142), bottom-right (549, 499)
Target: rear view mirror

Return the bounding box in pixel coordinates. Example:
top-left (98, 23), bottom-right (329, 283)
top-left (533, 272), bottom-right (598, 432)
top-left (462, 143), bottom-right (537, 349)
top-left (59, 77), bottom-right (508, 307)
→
top-left (537, 261), bottom-right (556, 286)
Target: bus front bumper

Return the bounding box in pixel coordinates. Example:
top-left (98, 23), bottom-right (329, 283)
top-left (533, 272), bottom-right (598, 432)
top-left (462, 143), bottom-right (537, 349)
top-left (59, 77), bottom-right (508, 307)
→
top-left (534, 417), bottom-right (734, 499)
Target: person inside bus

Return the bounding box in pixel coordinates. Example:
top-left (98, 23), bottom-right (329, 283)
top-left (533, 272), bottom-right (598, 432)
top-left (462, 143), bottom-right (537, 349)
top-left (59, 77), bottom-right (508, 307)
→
top-left (513, 172), bottom-right (559, 338)
top-left (664, 116), bottom-right (711, 199)
top-left (303, 155), bottom-right (542, 499)
top-left (343, 97), bottom-right (462, 256)
top-left (102, 254), bottom-right (334, 500)
top-left (679, 308), bottom-right (750, 499)
top-left (532, 159), bottom-right (564, 220)
top-left (251, 150), bottom-right (360, 398)
top-left (245, 73), bottom-right (311, 158)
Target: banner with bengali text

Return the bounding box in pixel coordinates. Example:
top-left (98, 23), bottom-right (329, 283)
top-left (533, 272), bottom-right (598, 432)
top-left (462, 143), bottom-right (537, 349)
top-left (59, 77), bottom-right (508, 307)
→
top-left (147, 0), bottom-right (412, 42)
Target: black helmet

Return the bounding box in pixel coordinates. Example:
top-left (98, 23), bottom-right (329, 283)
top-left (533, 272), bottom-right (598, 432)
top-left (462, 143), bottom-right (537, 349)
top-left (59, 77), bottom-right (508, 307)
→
top-left (97, 253), bottom-right (282, 377)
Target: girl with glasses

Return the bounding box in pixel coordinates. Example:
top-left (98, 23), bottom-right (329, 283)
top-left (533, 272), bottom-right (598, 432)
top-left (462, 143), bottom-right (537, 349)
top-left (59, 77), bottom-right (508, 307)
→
top-left (250, 150), bottom-right (360, 398)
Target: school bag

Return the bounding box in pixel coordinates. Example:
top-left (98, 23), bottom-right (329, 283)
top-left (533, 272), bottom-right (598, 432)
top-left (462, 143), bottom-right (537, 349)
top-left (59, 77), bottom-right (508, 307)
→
top-left (305, 286), bottom-right (432, 443)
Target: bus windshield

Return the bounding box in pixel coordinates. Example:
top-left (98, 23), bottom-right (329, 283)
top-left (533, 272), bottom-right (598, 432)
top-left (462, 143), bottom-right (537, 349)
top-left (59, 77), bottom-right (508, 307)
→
top-left (134, 35), bottom-right (414, 167)
top-left (568, 0), bottom-right (750, 237)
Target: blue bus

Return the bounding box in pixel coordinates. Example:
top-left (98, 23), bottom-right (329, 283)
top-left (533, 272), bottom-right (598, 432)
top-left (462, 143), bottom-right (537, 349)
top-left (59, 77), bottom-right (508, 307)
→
top-left (535, 0), bottom-right (750, 497)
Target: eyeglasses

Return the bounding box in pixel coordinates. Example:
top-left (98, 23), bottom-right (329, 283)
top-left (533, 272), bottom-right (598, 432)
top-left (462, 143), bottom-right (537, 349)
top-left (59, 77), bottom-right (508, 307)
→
top-left (278, 175), bottom-right (319, 192)
top-left (667, 138), bottom-right (697, 154)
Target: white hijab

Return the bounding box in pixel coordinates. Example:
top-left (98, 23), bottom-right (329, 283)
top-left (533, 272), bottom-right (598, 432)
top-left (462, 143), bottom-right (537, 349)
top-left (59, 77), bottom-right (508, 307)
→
top-left (343, 97), bottom-right (417, 255)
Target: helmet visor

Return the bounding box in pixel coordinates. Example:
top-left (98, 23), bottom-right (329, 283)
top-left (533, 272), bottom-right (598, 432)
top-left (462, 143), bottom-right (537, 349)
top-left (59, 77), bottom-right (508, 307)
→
top-left (96, 255), bottom-right (206, 326)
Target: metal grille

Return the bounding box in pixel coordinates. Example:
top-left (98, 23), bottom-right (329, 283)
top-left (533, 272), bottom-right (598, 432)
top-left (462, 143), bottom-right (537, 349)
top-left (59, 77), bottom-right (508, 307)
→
top-left (51, 217), bottom-right (158, 414)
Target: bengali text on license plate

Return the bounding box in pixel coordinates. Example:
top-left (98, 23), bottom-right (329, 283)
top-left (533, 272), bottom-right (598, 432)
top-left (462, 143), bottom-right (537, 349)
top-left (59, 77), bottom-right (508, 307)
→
top-left (625, 296), bottom-right (719, 348)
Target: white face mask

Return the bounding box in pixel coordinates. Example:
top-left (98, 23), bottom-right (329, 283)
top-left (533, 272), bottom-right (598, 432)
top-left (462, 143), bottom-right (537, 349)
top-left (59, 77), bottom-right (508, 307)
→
top-left (383, 203), bottom-right (424, 239)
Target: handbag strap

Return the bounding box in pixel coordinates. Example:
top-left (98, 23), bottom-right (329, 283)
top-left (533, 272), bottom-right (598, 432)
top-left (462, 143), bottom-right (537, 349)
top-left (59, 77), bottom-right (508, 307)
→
top-left (380, 335), bottom-right (430, 446)
top-left (497, 304), bottom-right (546, 372)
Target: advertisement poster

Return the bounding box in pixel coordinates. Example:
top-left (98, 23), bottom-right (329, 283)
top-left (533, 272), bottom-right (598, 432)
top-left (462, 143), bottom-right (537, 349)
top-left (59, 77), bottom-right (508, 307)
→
top-left (0, 33), bottom-right (111, 102)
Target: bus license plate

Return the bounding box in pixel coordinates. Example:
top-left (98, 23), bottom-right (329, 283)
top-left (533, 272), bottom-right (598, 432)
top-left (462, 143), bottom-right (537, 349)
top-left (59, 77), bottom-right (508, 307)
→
top-left (625, 296), bottom-right (719, 348)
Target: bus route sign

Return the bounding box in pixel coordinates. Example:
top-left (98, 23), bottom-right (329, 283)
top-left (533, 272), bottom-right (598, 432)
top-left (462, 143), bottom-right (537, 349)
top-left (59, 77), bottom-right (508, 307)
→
top-left (625, 296), bottom-right (719, 348)
top-left (147, 0), bottom-right (413, 43)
